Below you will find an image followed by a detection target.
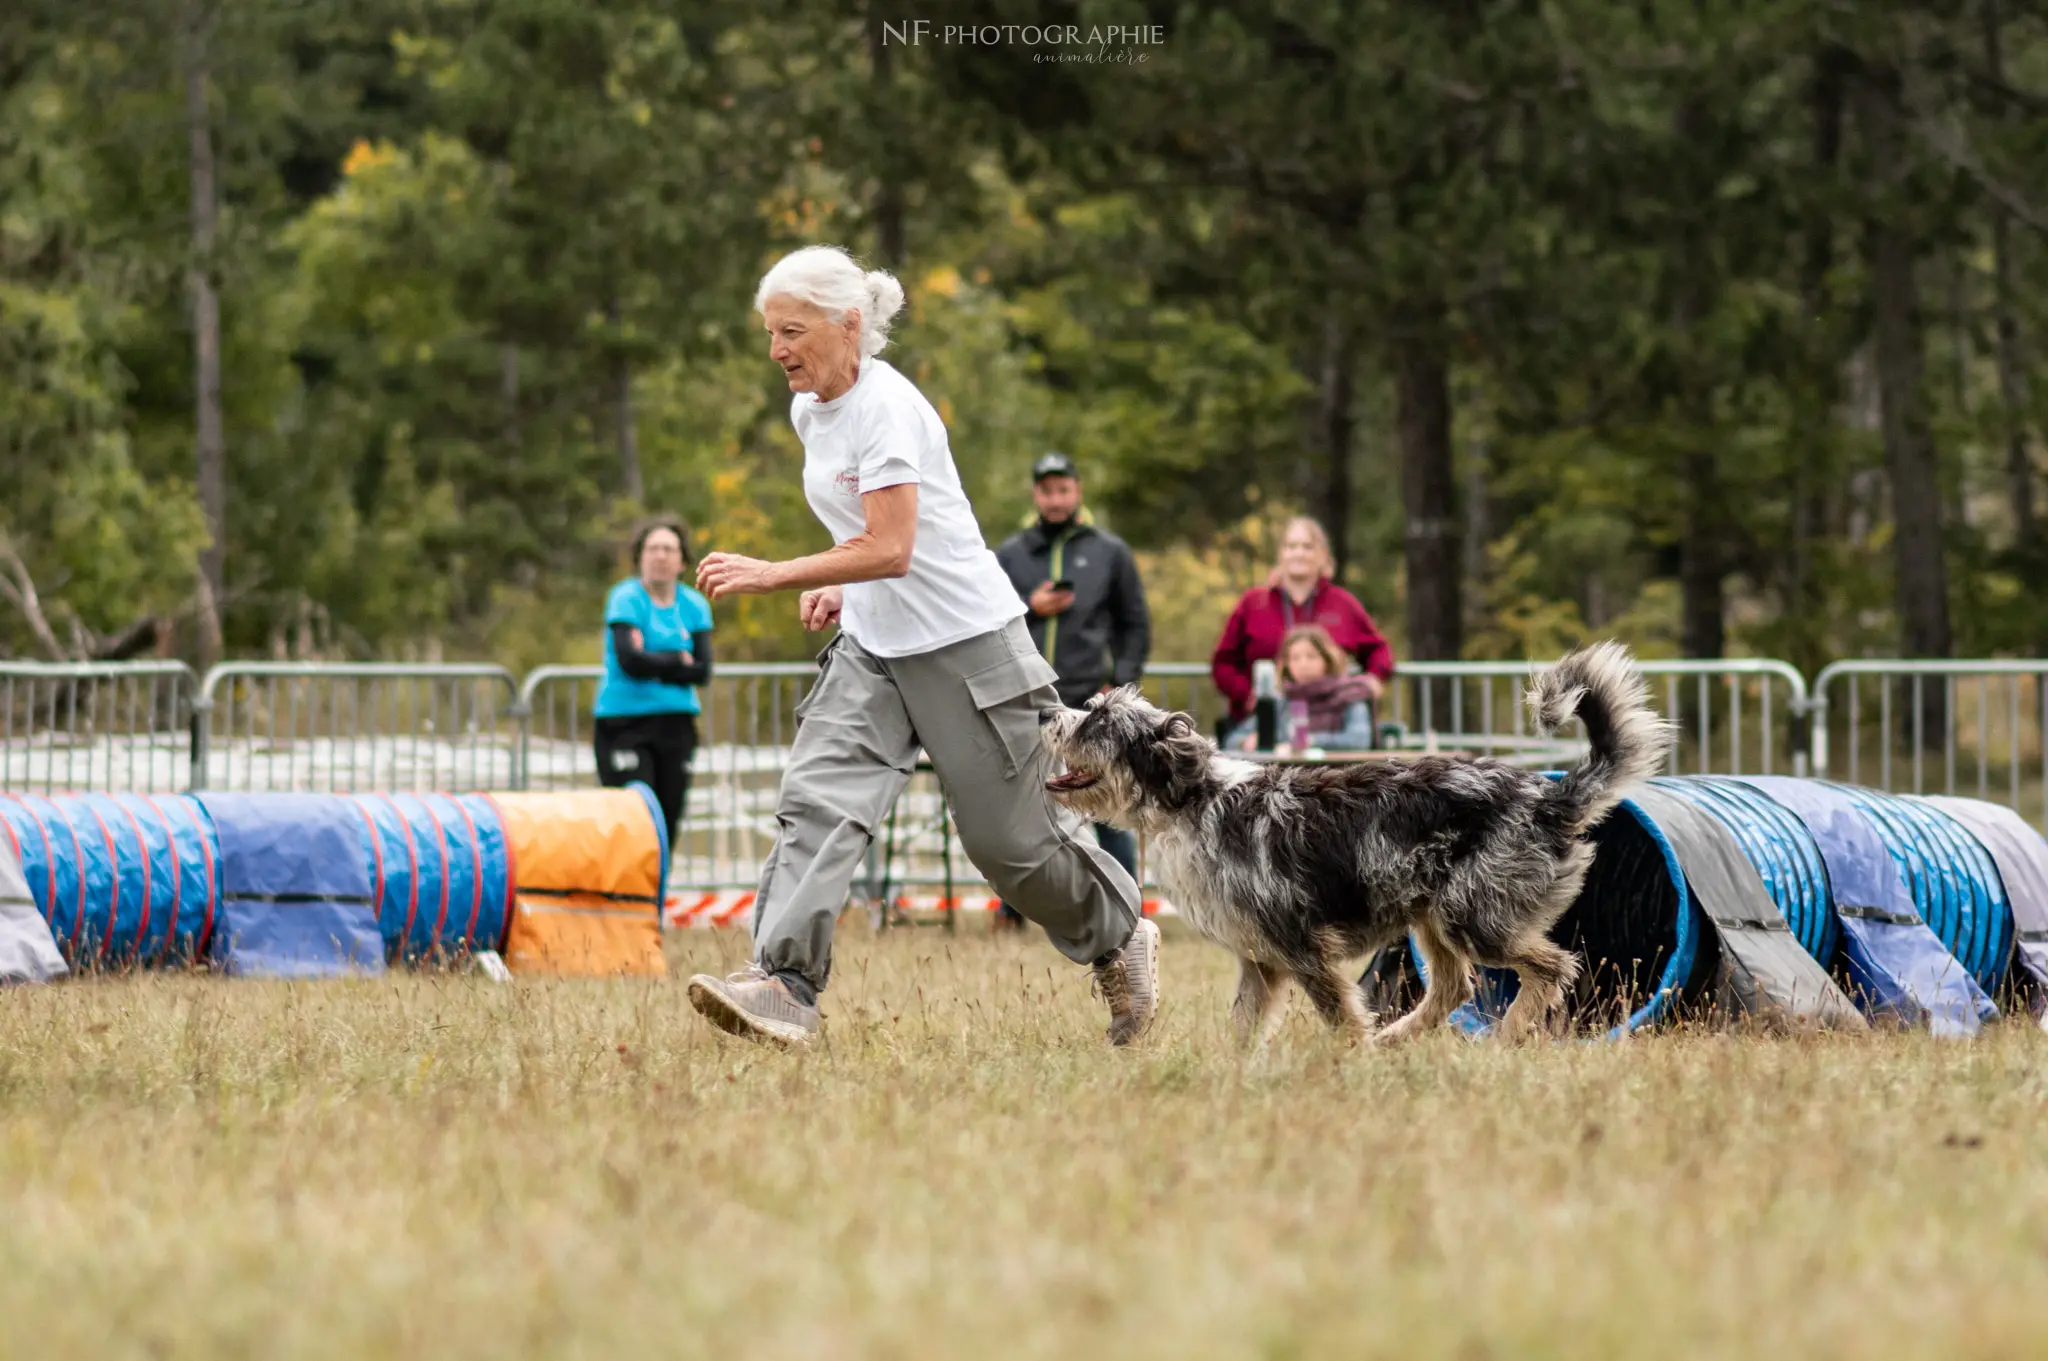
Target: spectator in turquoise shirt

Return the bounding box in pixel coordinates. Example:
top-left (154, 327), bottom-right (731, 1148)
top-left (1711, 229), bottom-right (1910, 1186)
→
top-left (594, 519), bottom-right (714, 842)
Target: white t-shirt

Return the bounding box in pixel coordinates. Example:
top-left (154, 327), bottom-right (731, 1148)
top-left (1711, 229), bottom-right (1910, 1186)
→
top-left (793, 357), bottom-right (1025, 657)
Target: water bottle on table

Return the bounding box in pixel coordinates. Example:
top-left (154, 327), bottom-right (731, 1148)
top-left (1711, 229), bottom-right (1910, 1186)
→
top-left (1252, 659), bottom-right (1280, 751)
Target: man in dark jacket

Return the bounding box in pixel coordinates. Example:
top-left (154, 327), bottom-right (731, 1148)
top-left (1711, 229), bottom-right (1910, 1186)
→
top-left (995, 452), bottom-right (1151, 904)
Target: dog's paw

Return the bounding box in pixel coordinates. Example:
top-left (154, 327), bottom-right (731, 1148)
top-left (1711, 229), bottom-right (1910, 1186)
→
top-left (1496, 1012), bottom-right (1560, 1047)
top-left (1372, 1008), bottom-right (1440, 1047)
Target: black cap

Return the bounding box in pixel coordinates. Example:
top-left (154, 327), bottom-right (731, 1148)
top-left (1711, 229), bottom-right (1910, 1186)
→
top-left (1031, 451), bottom-right (1078, 482)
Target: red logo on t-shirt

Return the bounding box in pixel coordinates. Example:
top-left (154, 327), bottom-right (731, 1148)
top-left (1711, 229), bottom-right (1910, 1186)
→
top-left (833, 466), bottom-right (861, 498)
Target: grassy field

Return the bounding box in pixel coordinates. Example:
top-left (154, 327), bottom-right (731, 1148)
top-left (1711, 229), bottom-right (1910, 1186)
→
top-left (2, 924), bottom-right (2045, 1361)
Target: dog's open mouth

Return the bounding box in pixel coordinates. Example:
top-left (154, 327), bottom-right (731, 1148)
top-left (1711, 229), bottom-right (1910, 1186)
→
top-left (1045, 769), bottom-right (1099, 793)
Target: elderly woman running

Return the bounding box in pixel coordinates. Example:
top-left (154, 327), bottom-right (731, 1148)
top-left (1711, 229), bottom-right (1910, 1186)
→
top-left (688, 245), bottom-right (1158, 1047)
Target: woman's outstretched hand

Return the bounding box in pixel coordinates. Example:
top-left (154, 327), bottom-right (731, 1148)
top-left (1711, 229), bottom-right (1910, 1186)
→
top-left (697, 553), bottom-right (777, 600)
top-left (799, 586), bottom-right (843, 631)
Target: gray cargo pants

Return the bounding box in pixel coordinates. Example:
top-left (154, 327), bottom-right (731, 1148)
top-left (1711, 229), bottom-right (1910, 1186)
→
top-left (751, 617), bottom-right (1141, 995)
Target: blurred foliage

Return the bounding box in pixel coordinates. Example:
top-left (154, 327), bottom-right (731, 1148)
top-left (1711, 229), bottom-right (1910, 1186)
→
top-left (4, 0), bottom-right (2048, 669)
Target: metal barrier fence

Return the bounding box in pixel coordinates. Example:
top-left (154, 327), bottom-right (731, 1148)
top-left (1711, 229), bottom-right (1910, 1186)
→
top-left (0, 662), bottom-right (197, 794)
top-left (515, 662), bottom-right (1246, 892)
top-left (1374, 658), bottom-right (1811, 777)
top-left (192, 663), bottom-right (523, 792)
top-left (518, 663), bottom-right (815, 891)
top-left (26, 651), bottom-right (2048, 886)
top-left (1811, 660), bottom-right (2048, 830)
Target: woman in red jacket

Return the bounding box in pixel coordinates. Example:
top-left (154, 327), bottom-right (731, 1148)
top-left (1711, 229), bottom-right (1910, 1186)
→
top-left (1210, 516), bottom-right (1396, 728)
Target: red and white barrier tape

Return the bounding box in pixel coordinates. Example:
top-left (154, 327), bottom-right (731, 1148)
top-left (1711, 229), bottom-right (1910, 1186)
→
top-left (664, 890), bottom-right (1177, 929)
top-left (664, 891), bottom-right (760, 929)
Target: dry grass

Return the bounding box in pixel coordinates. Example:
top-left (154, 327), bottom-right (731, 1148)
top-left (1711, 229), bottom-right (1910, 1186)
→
top-left (3, 923), bottom-right (2045, 1360)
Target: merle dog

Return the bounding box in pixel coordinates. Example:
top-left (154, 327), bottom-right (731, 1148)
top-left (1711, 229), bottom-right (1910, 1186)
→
top-left (1037, 642), bottom-right (1672, 1046)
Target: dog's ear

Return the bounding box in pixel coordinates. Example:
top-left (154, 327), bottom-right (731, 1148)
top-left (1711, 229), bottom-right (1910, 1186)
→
top-left (1146, 710), bottom-right (1211, 811)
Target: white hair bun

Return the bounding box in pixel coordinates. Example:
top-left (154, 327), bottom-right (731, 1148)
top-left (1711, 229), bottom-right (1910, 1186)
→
top-left (861, 270), bottom-right (906, 355)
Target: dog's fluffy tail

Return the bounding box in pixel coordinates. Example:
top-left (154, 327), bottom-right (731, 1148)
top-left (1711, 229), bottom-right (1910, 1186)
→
top-left (1527, 641), bottom-right (1674, 835)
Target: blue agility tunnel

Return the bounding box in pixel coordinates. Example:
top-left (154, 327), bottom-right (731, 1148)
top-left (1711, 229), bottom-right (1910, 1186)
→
top-left (346, 792), bottom-right (513, 962)
top-left (76, 794), bottom-right (218, 965)
top-left (1735, 778), bottom-right (1995, 1036)
top-left (1822, 784), bottom-right (2013, 996)
top-left (0, 792), bottom-right (217, 967)
top-left (1431, 776), bottom-right (1968, 1037)
top-left (1442, 772), bottom-right (1868, 1037)
top-left (1916, 796), bottom-right (2048, 1015)
top-left (1432, 791), bottom-right (1717, 1038)
top-left (198, 792), bottom-right (385, 977)
top-left (1544, 793), bottom-right (1718, 1035)
top-left (0, 788), bottom-right (544, 978)
top-left (1654, 775), bottom-right (1996, 1033)
top-left (1652, 778), bottom-right (1838, 968)
top-left (0, 793), bottom-right (88, 959)
top-left (1543, 776), bottom-right (1994, 1035)
top-left (1436, 774), bottom-right (2024, 1037)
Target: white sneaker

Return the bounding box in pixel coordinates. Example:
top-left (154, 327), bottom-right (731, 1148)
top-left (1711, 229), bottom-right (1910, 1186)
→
top-left (1093, 918), bottom-right (1160, 1046)
top-left (686, 965), bottom-right (820, 1047)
